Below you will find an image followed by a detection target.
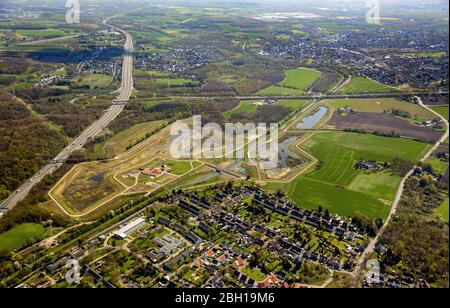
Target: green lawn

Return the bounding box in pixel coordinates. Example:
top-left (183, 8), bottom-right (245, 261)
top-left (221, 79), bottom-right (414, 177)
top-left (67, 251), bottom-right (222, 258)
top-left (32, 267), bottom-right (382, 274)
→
top-left (241, 266), bottom-right (267, 282)
top-left (166, 160), bottom-right (192, 175)
top-left (435, 198), bottom-right (449, 221)
top-left (223, 100), bottom-right (258, 117)
top-left (431, 106), bottom-right (449, 120)
top-left (339, 76), bottom-right (399, 94)
top-left (424, 157), bottom-right (449, 175)
top-left (258, 68), bottom-right (321, 96)
top-left (0, 223), bottom-right (46, 251)
top-left (286, 132), bottom-right (431, 219)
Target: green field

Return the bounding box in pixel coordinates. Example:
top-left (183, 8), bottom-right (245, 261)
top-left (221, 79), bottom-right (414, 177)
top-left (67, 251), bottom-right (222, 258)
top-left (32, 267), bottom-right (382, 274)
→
top-left (74, 73), bottom-right (113, 89)
top-left (223, 99), bottom-right (309, 118)
top-left (289, 177), bottom-right (392, 219)
top-left (0, 45), bottom-right (68, 52)
top-left (327, 98), bottom-right (435, 120)
top-left (166, 160), bottom-right (192, 175)
top-left (0, 223), bottom-right (46, 251)
top-left (258, 68), bottom-right (321, 96)
top-left (339, 76), bottom-right (399, 94)
top-left (431, 106), bottom-right (449, 120)
top-left (303, 131), bottom-right (430, 164)
top-left (94, 120), bottom-right (166, 157)
top-left (16, 29), bottom-right (66, 37)
top-left (277, 100), bottom-right (309, 110)
top-left (435, 197), bottom-right (449, 221)
top-left (223, 100), bottom-right (257, 117)
top-left (348, 172), bottom-right (401, 200)
top-left (286, 132), bottom-right (431, 219)
top-left (424, 157), bottom-right (449, 175)
top-left (258, 85), bottom-right (306, 96)
top-left (290, 29), bottom-right (307, 35)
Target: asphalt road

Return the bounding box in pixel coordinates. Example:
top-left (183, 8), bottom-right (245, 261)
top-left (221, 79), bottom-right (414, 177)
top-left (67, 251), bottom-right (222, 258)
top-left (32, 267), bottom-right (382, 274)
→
top-left (165, 90), bottom-right (448, 101)
top-left (0, 17), bottom-right (134, 212)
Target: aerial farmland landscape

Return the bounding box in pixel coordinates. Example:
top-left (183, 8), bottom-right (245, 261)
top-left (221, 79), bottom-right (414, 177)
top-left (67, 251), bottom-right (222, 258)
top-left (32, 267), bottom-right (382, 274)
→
top-left (0, 0), bottom-right (448, 294)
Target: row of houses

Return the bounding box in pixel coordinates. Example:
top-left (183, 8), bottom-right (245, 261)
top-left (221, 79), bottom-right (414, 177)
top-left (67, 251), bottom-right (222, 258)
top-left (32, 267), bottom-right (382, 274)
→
top-left (156, 216), bottom-right (201, 244)
top-left (248, 187), bottom-right (360, 237)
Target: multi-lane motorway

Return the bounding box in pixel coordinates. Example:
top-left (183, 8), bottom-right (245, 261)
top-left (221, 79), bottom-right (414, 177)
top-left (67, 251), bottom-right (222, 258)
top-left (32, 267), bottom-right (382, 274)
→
top-left (0, 17), bottom-right (134, 212)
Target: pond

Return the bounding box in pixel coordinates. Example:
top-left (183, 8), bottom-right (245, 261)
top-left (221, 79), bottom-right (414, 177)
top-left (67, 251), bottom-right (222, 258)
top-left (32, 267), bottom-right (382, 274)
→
top-left (278, 136), bottom-right (301, 168)
top-left (297, 106), bottom-right (328, 129)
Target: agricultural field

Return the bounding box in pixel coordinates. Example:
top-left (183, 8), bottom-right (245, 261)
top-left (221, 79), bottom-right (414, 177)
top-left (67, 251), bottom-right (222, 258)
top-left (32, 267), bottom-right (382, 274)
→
top-left (283, 131), bottom-right (431, 219)
top-left (258, 68), bottom-right (321, 96)
top-left (329, 112), bottom-right (443, 143)
top-left (0, 223), bottom-right (47, 251)
top-left (72, 73), bottom-right (114, 89)
top-left (288, 177), bottom-right (392, 219)
top-left (16, 29), bottom-right (67, 38)
top-left (309, 72), bottom-right (341, 93)
top-left (338, 76), bottom-right (400, 94)
top-left (326, 98), bottom-right (436, 121)
top-left (431, 106), bottom-right (449, 120)
top-left (303, 131), bottom-right (430, 165)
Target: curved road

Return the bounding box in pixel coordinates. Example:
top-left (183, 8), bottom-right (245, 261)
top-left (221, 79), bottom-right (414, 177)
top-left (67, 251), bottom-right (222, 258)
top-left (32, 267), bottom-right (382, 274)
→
top-left (0, 16), bottom-right (134, 212)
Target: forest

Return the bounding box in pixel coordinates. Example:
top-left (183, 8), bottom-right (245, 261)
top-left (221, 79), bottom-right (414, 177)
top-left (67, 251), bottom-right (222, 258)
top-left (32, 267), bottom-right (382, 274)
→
top-left (379, 177), bottom-right (449, 287)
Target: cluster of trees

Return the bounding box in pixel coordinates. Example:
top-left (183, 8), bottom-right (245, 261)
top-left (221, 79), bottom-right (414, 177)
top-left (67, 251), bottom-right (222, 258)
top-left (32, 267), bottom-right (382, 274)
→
top-left (230, 105), bottom-right (292, 124)
top-left (352, 211), bottom-right (383, 237)
top-left (0, 56), bottom-right (48, 75)
top-left (379, 177), bottom-right (448, 287)
top-left (0, 164), bottom-right (73, 234)
top-left (0, 91), bottom-right (67, 200)
top-left (390, 157), bottom-right (414, 176)
top-left (384, 109), bottom-right (411, 118)
top-left (32, 97), bottom-right (106, 138)
top-left (159, 205), bottom-right (190, 226)
top-left (108, 98), bottom-right (239, 137)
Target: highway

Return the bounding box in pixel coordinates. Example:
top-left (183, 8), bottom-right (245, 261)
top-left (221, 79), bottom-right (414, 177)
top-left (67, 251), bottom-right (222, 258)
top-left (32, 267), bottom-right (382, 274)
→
top-left (0, 16), bottom-right (134, 212)
top-left (163, 90), bottom-right (448, 102)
